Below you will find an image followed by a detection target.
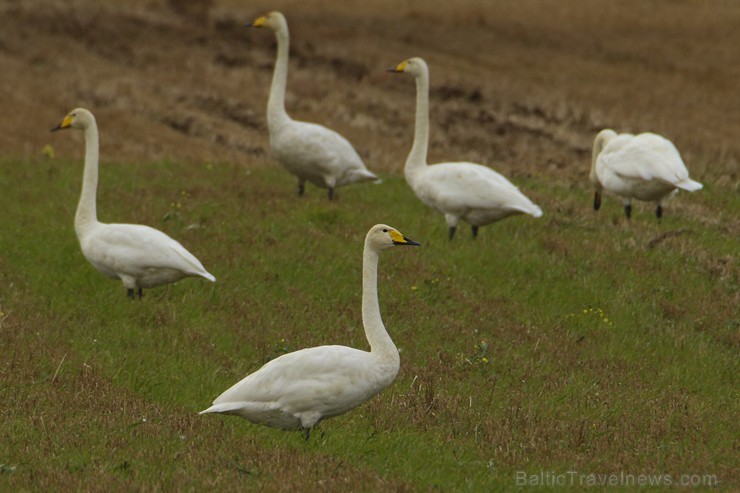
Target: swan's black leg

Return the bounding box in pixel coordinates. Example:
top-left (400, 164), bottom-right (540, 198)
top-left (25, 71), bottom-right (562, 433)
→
top-left (656, 205), bottom-right (663, 220)
top-left (448, 226), bottom-right (456, 240)
top-left (304, 427), bottom-right (311, 441)
top-left (297, 179), bottom-right (305, 197)
top-left (327, 187), bottom-right (335, 201)
top-left (624, 204), bottom-right (632, 219)
top-left (594, 191), bottom-right (602, 211)
top-left (127, 288), bottom-right (135, 299)
top-left (137, 288), bottom-right (143, 299)
top-left (472, 225), bottom-right (479, 239)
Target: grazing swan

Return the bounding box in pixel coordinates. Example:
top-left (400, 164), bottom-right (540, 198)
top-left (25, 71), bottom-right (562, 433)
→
top-left (389, 57), bottom-right (542, 240)
top-left (248, 11), bottom-right (378, 200)
top-left (51, 108), bottom-right (215, 298)
top-left (200, 224), bottom-right (419, 439)
top-left (590, 129), bottom-right (703, 219)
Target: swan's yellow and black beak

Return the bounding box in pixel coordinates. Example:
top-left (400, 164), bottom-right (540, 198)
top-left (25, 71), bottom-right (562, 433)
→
top-left (387, 60), bottom-right (408, 73)
top-left (390, 230), bottom-right (421, 246)
top-left (248, 15), bottom-right (267, 28)
top-left (51, 114), bottom-right (73, 132)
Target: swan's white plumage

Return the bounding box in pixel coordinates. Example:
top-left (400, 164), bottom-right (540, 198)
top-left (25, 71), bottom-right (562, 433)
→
top-left (250, 11), bottom-right (378, 199)
top-left (79, 223), bottom-right (216, 288)
top-left (200, 224), bottom-right (419, 433)
top-left (390, 57), bottom-right (541, 238)
top-left (270, 119), bottom-right (378, 190)
top-left (411, 162), bottom-right (543, 223)
top-left (52, 108), bottom-right (215, 296)
top-left (202, 345), bottom-right (394, 430)
top-left (590, 129), bottom-right (703, 217)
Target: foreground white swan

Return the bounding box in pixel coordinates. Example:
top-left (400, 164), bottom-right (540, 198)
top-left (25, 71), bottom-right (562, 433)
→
top-left (52, 108), bottom-right (215, 298)
top-left (200, 224), bottom-right (419, 438)
top-left (590, 129), bottom-right (703, 219)
top-left (248, 11), bottom-right (378, 200)
top-left (389, 57), bottom-right (542, 239)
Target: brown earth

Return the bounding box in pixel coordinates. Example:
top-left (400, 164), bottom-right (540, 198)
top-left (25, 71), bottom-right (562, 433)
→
top-left (1, 0), bottom-right (738, 187)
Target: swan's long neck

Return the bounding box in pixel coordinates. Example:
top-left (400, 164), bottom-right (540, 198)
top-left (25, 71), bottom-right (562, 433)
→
top-left (267, 23), bottom-right (291, 130)
top-left (590, 129), bottom-right (616, 186)
top-left (75, 124), bottom-right (100, 237)
top-left (405, 67), bottom-right (431, 180)
top-left (362, 244), bottom-right (399, 366)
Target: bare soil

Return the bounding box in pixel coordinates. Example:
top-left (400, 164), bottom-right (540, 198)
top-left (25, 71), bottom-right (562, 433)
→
top-left (1, 0), bottom-right (738, 185)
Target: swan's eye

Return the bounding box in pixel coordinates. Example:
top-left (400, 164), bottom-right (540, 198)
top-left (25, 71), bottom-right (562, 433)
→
top-left (382, 228), bottom-right (388, 233)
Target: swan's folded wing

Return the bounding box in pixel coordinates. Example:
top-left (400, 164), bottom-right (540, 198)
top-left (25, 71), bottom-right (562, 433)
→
top-left (88, 224), bottom-right (212, 278)
top-left (604, 134), bottom-right (690, 185)
top-left (212, 346), bottom-right (373, 409)
top-left (421, 163), bottom-right (534, 212)
top-left (275, 121), bottom-right (366, 173)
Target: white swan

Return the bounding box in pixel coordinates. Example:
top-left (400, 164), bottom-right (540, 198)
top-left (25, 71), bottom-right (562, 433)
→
top-left (52, 108), bottom-right (216, 298)
top-left (249, 12), bottom-right (378, 200)
top-left (200, 224), bottom-right (419, 438)
top-left (388, 57), bottom-right (542, 240)
top-left (590, 129), bottom-right (703, 219)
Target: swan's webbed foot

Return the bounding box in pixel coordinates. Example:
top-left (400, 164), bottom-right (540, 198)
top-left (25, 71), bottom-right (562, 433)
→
top-left (624, 204), bottom-right (632, 219)
top-left (448, 226), bottom-right (456, 241)
top-left (471, 226), bottom-right (479, 239)
top-left (656, 205), bottom-right (663, 221)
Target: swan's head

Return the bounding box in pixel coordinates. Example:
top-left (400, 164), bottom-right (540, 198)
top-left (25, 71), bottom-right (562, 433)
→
top-left (51, 108), bottom-right (96, 132)
top-left (366, 224), bottom-right (421, 251)
top-left (590, 128), bottom-right (619, 209)
top-left (590, 128), bottom-right (618, 185)
top-left (248, 11), bottom-right (288, 33)
top-left (388, 57), bottom-right (429, 78)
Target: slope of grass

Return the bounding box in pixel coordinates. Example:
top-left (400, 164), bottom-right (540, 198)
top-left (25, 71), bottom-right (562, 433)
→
top-left (0, 155), bottom-right (737, 491)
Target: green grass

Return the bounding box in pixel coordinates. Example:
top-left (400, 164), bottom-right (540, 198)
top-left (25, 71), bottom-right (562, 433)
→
top-left (0, 155), bottom-right (737, 491)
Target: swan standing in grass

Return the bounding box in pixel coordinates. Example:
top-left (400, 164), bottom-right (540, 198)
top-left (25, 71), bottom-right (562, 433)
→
top-left (388, 57), bottom-right (542, 240)
top-left (248, 11), bottom-right (378, 200)
top-left (200, 224), bottom-right (419, 439)
top-left (51, 108), bottom-right (215, 298)
top-left (590, 129), bottom-right (703, 219)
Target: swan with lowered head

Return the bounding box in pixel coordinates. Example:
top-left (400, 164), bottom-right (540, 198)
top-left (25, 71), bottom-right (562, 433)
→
top-left (200, 224), bottom-right (419, 439)
top-left (388, 57), bottom-right (542, 240)
top-left (248, 11), bottom-right (378, 200)
top-left (51, 108), bottom-right (215, 298)
top-left (590, 129), bottom-right (703, 219)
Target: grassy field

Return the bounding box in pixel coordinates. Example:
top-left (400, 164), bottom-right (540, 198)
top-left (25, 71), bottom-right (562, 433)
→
top-left (0, 152), bottom-right (736, 491)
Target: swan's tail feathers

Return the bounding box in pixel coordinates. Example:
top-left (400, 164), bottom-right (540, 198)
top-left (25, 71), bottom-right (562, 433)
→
top-left (199, 270), bottom-right (216, 282)
top-left (509, 203), bottom-right (543, 218)
top-left (199, 402), bottom-right (244, 415)
top-left (199, 405), bottom-right (217, 415)
top-left (676, 178), bottom-right (703, 192)
top-left (365, 169), bottom-right (383, 184)
top-left (515, 204), bottom-right (543, 218)
top-left (349, 168), bottom-right (380, 184)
